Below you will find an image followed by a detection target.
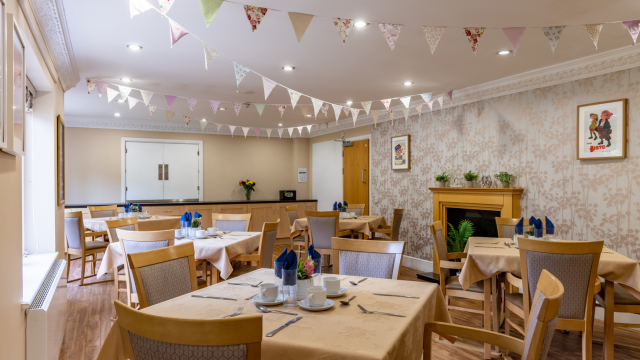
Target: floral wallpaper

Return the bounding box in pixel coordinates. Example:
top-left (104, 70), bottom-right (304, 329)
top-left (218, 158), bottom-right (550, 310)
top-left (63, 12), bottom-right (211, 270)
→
top-left (371, 67), bottom-right (640, 262)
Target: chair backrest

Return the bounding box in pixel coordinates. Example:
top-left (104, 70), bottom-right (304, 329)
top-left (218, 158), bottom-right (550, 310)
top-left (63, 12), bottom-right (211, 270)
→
top-left (389, 209), bottom-right (404, 241)
top-left (518, 238), bottom-right (602, 329)
top-left (114, 301), bottom-right (262, 360)
top-left (212, 213), bottom-right (252, 232)
top-left (347, 204), bottom-right (365, 216)
top-left (105, 217), bottom-right (139, 243)
top-left (285, 205), bottom-right (299, 227)
top-left (88, 205), bottom-right (118, 218)
top-left (128, 242), bottom-right (199, 308)
top-left (495, 217), bottom-right (520, 238)
top-left (306, 210), bottom-right (339, 250)
top-left (429, 221), bottom-right (450, 280)
top-left (117, 229), bottom-right (175, 298)
top-left (65, 211), bottom-right (87, 251)
top-left (331, 238), bottom-right (405, 280)
top-left (256, 221), bottom-right (280, 268)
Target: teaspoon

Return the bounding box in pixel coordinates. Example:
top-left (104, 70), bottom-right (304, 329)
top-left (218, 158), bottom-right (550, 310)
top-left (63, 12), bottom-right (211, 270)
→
top-left (339, 296), bottom-right (356, 305)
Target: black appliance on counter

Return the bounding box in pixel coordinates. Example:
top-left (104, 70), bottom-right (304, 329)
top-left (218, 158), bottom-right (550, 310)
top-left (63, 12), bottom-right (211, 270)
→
top-left (279, 190), bottom-right (296, 201)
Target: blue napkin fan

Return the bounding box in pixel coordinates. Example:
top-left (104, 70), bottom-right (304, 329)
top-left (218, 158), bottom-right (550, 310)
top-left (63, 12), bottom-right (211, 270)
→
top-left (194, 211), bottom-right (201, 219)
top-left (332, 201), bottom-right (349, 211)
top-left (137, 203), bottom-right (142, 212)
top-left (308, 244), bottom-right (321, 273)
top-left (545, 216), bottom-right (555, 235)
top-left (274, 247), bottom-right (287, 278)
top-left (180, 212), bottom-right (193, 228)
top-left (282, 250), bottom-right (298, 285)
top-left (514, 217), bottom-right (524, 235)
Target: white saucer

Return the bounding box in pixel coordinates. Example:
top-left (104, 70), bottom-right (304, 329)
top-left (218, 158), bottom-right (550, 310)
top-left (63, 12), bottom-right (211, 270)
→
top-left (298, 299), bottom-right (335, 311)
top-left (194, 235), bottom-right (210, 239)
top-left (326, 288), bottom-right (347, 298)
top-left (252, 295), bottom-right (284, 306)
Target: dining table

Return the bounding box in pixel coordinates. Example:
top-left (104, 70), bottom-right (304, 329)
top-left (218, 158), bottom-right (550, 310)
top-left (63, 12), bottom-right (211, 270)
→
top-left (83, 215), bottom-right (181, 232)
top-left (291, 215), bottom-right (387, 239)
top-left (96, 268), bottom-right (452, 360)
top-left (96, 232), bottom-right (262, 280)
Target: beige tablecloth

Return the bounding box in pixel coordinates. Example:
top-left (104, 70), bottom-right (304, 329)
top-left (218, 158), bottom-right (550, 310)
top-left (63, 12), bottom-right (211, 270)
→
top-left (97, 268), bottom-right (451, 360)
top-left (96, 232), bottom-right (261, 280)
top-left (459, 237), bottom-right (640, 299)
top-left (292, 215), bottom-right (387, 235)
top-left (84, 216), bottom-right (181, 232)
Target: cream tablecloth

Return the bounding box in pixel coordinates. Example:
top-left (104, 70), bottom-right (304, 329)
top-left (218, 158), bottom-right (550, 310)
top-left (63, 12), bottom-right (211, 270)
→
top-left (96, 232), bottom-right (261, 280)
top-left (84, 215), bottom-right (181, 232)
top-left (292, 215), bottom-right (387, 236)
top-left (97, 268), bottom-right (451, 360)
top-left (459, 237), bottom-right (640, 299)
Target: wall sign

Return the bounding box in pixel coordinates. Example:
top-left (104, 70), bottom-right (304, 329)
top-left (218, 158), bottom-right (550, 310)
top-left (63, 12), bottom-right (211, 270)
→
top-left (298, 168), bottom-right (307, 182)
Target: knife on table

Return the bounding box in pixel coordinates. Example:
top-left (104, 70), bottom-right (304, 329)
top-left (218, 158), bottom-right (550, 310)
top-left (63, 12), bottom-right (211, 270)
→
top-left (373, 293), bottom-right (420, 299)
top-left (191, 295), bottom-right (237, 301)
top-left (266, 317), bottom-right (303, 337)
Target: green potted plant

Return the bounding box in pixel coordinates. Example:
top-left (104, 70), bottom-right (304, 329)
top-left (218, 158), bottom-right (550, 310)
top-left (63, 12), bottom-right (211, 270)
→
top-left (494, 171), bottom-right (514, 188)
top-left (446, 220), bottom-right (474, 274)
top-left (463, 170), bottom-right (478, 188)
top-left (434, 171), bottom-right (450, 187)
top-left (295, 256), bottom-right (318, 300)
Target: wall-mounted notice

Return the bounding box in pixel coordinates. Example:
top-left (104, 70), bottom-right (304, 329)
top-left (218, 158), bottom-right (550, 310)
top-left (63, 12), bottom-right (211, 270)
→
top-left (298, 168), bottom-right (307, 182)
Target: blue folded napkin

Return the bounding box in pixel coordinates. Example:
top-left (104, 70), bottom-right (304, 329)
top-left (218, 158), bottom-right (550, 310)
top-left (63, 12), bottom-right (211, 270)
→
top-left (514, 217), bottom-right (524, 235)
top-left (545, 216), bottom-right (555, 235)
top-left (194, 211), bottom-right (201, 219)
top-left (274, 247), bottom-right (287, 278)
top-left (534, 218), bottom-right (542, 230)
top-left (282, 250), bottom-right (298, 286)
top-left (333, 202), bottom-right (337, 211)
top-left (308, 244), bottom-right (322, 273)
top-left (344, 201), bottom-right (348, 208)
top-left (338, 202), bottom-right (342, 210)
top-left (529, 216), bottom-right (536, 228)
top-left (186, 212), bottom-right (192, 222)
top-left (124, 203), bottom-right (129, 212)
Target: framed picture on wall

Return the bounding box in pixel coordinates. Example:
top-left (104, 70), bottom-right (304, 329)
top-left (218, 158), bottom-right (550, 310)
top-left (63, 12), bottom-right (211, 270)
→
top-left (391, 135), bottom-right (411, 170)
top-left (2, 15), bottom-right (26, 157)
top-left (576, 99), bottom-right (627, 160)
top-left (57, 115), bottom-right (65, 206)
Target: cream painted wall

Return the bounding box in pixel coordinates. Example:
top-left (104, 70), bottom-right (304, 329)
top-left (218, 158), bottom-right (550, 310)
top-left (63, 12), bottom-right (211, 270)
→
top-left (65, 127), bottom-right (311, 204)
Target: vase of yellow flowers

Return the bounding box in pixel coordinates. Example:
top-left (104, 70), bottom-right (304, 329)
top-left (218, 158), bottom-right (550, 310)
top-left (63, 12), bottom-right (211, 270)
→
top-left (239, 180), bottom-right (256, 201)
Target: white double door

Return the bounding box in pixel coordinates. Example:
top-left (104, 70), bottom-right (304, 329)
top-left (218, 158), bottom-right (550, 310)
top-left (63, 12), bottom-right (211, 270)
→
top-left (125, 141), bottom-right (199, 201)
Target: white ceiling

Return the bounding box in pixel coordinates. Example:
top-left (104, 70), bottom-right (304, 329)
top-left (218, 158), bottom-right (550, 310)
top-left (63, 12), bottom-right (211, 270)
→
top-left (63, 0), bottom-right (640, 129)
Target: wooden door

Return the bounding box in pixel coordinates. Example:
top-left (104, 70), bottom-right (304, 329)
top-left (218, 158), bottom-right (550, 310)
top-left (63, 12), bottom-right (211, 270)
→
top-left (343, 140), bottom-right (369, 215)
top-left (163, 143), bottom-right (199, 200)
top-left (125, 142), bottom-right (165, 201)
top-left (247, 204), bottom-right (277, 232)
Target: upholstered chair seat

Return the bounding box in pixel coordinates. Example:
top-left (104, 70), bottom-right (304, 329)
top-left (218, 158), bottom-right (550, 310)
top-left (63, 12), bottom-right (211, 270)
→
top-left (445, 276), bottom-right (486, 294)
top-left (84, 241), bottom-right (110, 250)
top-left (596, 283), bottom-right (640, 306)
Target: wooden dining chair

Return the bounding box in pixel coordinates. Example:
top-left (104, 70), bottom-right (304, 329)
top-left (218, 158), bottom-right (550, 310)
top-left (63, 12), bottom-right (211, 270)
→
top-left (227, 220), bottom-right (280, 278)
top-left (105, 217), bottom-right (140, 318)
top-left (113, 301), bottom-right (262, 360)
top-left (331, 238), bottom-right (405, 280)
top-left (424, 269), bottom-right (565, 360)
top-left (346, 203), bottom-right (366, 216)
top-left (212, 213), bottom-right (252, 232)
top-left (65, 211), bottom-right (112, 286)
top-left (306, 210), bottom-right (351, 267)
top-left (506, 238), bottom-right (603, 360)
top-left (495, 217), bottom-right (520, 238)
top-left (430, 220), bottom-right (494, 359)
top-left (370, 208), bottom-right (404, 241)
top-left (285, 205), bottom-right (309, 258)
top-left (594, 279), bottom-right (640, 359)
top-left (88, 204), bottom-right (118, 218)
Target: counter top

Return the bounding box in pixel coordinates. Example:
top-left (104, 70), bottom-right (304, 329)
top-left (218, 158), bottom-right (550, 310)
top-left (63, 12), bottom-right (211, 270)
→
top-left (65, 199), bottom-right (317, 208)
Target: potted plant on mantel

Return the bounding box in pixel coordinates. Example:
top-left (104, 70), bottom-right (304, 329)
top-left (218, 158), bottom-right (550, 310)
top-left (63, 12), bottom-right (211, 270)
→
top-left (494, 171), bottom-right (514, 188)
top-left (434, 172), bottom-right (450, 187)
top-left (463, 170), bottom-right (479, 188)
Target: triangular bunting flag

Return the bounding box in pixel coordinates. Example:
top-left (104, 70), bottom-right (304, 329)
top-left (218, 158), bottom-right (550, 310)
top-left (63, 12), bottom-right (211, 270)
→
top-left (415, 104), bottom-right (423, 116)
top-left (131, 0), bottom-right (153, 19)
top-left (183, 115), bottom-right (191, 126)
top-left (371, 110), bottom-right (380, 128)
top-left (296, 126), bottom-right (303, 135)
top-left (378, 23), bottom-right (403, 50)
top-left (166, 110), bottom-right (175, 122)
top-left (502, 27), bottom-right (526, 55)
top-left (199, 0), bottom-right (224, 27)
top-left (437, 96), bottom-right (444, 108)
top-left (96, 81), bottom-right (108, 97)
top-left (350, 108), bottom-right (360, 127)
top-left (381, 99), bottom-right (391, 110)
top-left (200, 119), bottom-right (208, 131)
top-left (420, 93), bottom-right (432, 103)
top-left (119, 86), bottom-right (132, 100)
top-left (288, 12), bottom-right (314, 42)
top-left (332, 18), bottom-right (354, 43)
top-left (421, 26), bottom-right (445, 54)
top-left (342, 105), bottom-right (350, 116)
top-left (148, 104), bottom-right (157, 117)
top-left (288, 90), bottom-right (301, 109)
top-left (388, 110), bottom-right (395, 128)
top-left (242, 127), bottom-right (250, 138)
top-left (278, 128), bottom-right (284, 138)
top-left (541, 26), bottom-right (565, 53)
top-left (233, 62), bottom-right (249, 86)
top-left (254, 128), bottom-right (261, 138)
top-left (228, 125), bottom-right (237, 136)
top-left (332, 104), bottom-right (343, 122)
top-left (623, 20), bottom-right (640, 45)
top-left (140, 90), bottom-right (153, 105)
top-left (169, 19), bottom-right (189, 47)
top-left (209, 100), bottom-right (221, 114)
top-left (254, 103), bottom-right (265, 116)
top-left (243, 5), bottom-right (268, 32)
top-left (300, 106), bottom-right (309, 117)
top-left (203, 43), bottom-right (220, 69)
top-left (361, 101), bottom-right (372, 115)
top-left (324, 122), bottom-right (329, 129)
top-left (262, 77), bottom-right (277, 100)
top-left (266, 128), bottom-right (272, 138)
top-left (233, 103), bottom-right (242, 116)
top-left (312, 98), bottom-right (323, 118)
top-left (216, 123), bottom-right (223, 132)
top-left (306, 125), bottom-right (313, 134)
top-left (585, 24), bottom-right (603, 49)
top-left (87, 79), bottom-right (96, 94)
top-left (403, 108), bottom-right (410, 122)
top-left (128, 96), bottom-right (140, 109)
top-left (427, 100), bottom-right (434, 111)
top-left (400, 96), bottom-right (411, 108)
top-left (446, 90), bottom-right (453, 102)
top-left (165, 95), bottom-right (177, 109)
top-left (277, 105), bottom-right (287, 117)
top-left (107, 88), bottom-right (120, 103)
top-left (463, 27), bottom-right (486, 55)
top-left (287, 128), bottom-right (294, 138)
top-left (158, 0), bottom-right (175, 15)
top-left (321, 102), bottom-right (329, 117)
top-left (186, 98), bottom-right (197, 111)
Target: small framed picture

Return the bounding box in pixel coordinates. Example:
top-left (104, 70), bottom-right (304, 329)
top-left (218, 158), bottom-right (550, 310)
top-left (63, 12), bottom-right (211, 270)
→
top-left (391, 135), bottom-right (410, 170)
top-left (577, 99), bottom-right (627, 160)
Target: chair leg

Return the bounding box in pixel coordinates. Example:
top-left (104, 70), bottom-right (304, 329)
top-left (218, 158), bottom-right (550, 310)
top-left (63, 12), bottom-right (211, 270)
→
top-left (66, 253), bottom-right (71, 279)
top-left (603, 281), bottom-right (615, 360)
top-left (483, 278), bottom-right (491, 359)
top-left (79, 255), bottom-right (87, 286)
top-left (91, 254), bottom-right (97, 275)
top-left (504, 307), bottom-right (511, 356)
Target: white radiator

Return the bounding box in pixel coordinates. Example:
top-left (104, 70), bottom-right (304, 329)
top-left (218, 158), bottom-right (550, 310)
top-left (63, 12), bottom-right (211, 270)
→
top-left (26, 259), bottom-right (67, 360)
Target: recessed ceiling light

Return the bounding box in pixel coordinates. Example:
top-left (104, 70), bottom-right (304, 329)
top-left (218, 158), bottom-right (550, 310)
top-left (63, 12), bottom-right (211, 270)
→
top-left (278, 123), bottom-right (283, 126)
top-left (403, 81), bottom-right (413, 86)
top-left (201, 118), bottom-right (206, 121)
top-left (117, 99), bottom-right (125, 103)
top-left (127, 45), bottom-right (143, 50)
top-left (498, 50), bottom-right (512, 55)
top-left (306, 114), bottom-right (312, 117)
top-left (354, 21), bottom-right (368, 27)
top-left (114, 113), bottom-right (121, 117)
top-left (282, 66), bottom-right (295, 71)
top-left (346, 101), bottom-right (353, 105)
top-left (121, 78), bottom-right (132, 82)
top-left (220, 107), bottom-right (226, 110)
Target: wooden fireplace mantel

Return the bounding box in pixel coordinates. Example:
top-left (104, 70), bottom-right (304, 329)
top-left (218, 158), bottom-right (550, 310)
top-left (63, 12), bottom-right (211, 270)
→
top-left (429, 187), bottom-right (524, 226)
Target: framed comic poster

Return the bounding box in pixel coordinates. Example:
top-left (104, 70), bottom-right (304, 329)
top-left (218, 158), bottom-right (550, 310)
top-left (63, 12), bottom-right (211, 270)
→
top-left (391, 135), bottom-right (411, 170)
top-left (57, 115), bottom-right (65, 206)
top-left (577, 99), bottom-right (627, 160)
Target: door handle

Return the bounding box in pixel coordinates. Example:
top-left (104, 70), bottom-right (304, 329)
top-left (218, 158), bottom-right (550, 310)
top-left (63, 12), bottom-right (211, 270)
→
top-left (362, 169), bottom-right (366, 183)
top-left (164, 164), bottom-right (169, 180)
top-left (158, 164), bottom-right (163, 180)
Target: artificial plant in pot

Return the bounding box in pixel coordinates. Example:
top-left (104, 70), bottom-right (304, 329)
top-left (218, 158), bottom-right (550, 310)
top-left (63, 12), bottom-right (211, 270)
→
top-left (463, 170), bottom-right (478, 188)
top-left (494, 171), bottom-right (514, 188)
top-left (434, 172), bottom-right (450, 187)
top-left (446, 219), bottom-right (474, 275)
top-left (295, 256), bottom-right (318, 300)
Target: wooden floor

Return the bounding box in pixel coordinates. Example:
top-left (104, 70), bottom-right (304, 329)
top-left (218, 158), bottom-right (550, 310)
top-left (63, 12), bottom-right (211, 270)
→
top-left (59, 246), bottom-right (640, 360)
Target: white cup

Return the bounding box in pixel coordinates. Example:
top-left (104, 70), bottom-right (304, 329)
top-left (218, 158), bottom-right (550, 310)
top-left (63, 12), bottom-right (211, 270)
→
top-left (259, 283), bottom-right (279, 302)
top-left (307, 286), bottom-right (327, 307)
top-left (323, 276), bottom-right (341, 294)
top-left (196, 230), bottom-right (207, 238)
top-left (175, 229), bottom-right (183, 238)
top-left (207, 227), bottom-right (218, 235)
